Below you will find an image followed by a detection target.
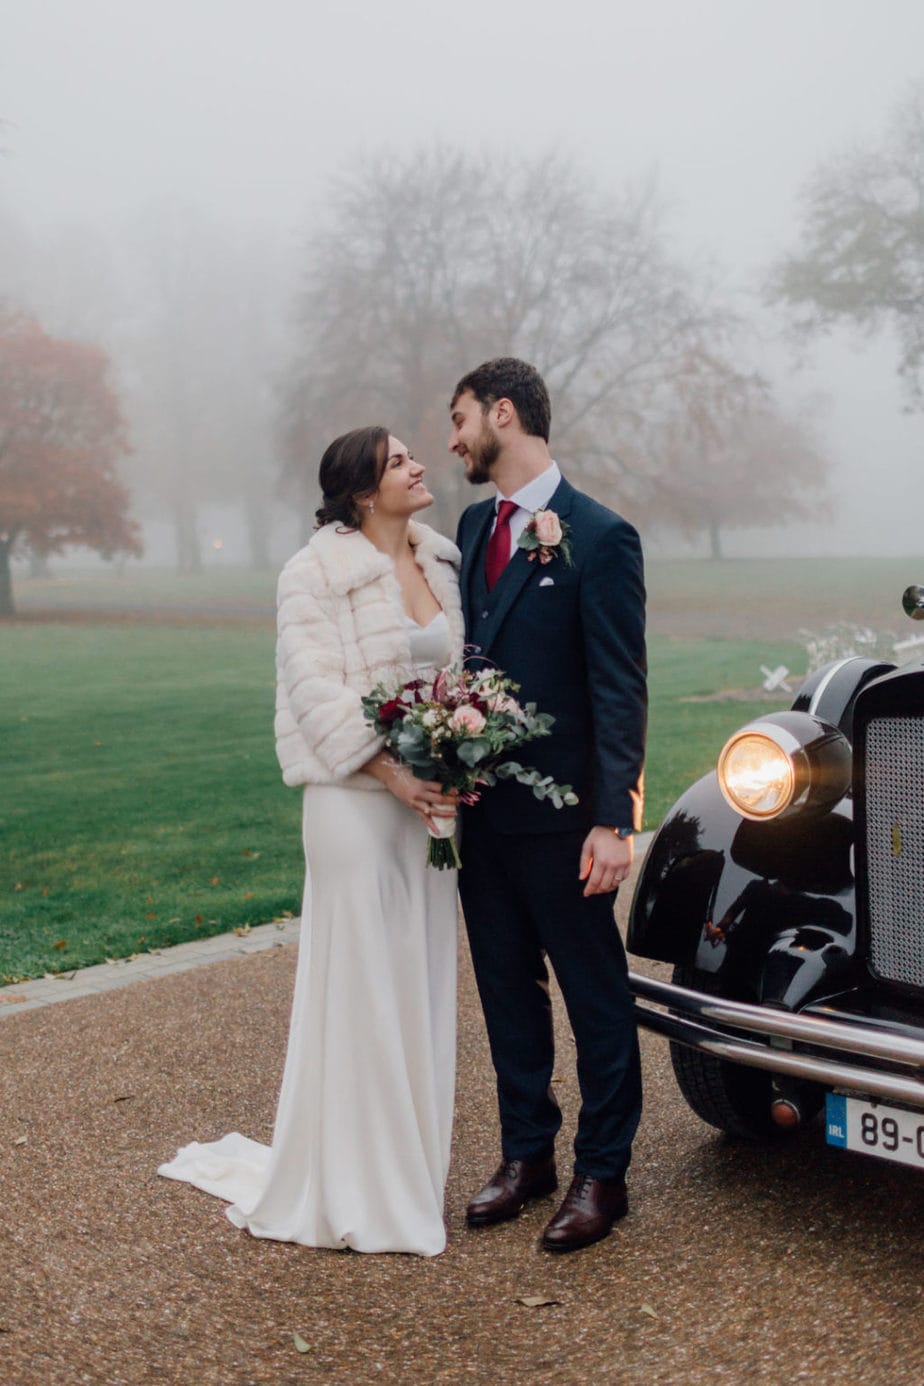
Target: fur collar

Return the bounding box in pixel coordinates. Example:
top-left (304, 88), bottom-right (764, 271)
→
top-left (309, 520), bottom-right (461, 597)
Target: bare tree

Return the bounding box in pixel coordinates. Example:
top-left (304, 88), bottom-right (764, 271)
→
top-left (638, 356), bottom-right (832, 558)
top-left (280, 148), bottom-right (732, 534)
top-left (769, 80), bottom-right (924, 409)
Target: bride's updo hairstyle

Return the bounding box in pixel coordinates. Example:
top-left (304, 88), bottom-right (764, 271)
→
top-left (314, 426), bottom-right (390, 530)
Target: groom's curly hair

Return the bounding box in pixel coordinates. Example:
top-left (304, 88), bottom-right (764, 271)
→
top-left (451, 357), bottom-right (551, 442)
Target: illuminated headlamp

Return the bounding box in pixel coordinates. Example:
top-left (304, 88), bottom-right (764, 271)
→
top-left (717, 712), bottom-right (851, 822)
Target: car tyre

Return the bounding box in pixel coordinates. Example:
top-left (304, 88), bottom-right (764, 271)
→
top-left (669, 965), bottom-right (781, 1141)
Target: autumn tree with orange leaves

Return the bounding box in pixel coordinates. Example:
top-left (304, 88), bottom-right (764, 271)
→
top-left (0, 309), bottom-right (141, 616)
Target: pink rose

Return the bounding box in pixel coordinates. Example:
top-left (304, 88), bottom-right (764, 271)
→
top-left (489, 692), bottom-right (521, 715)
top-left (450, 705), bottom-right (486, 736)
top-left (533, 509), bottom-right (562, 546)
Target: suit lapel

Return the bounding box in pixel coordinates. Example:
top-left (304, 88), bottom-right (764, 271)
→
top-left (460, 501), bottom-right (495, 628)
top-left (477, 476), bottom-right (578, 657)
top-left (545, 476), bottom-right (576, 524)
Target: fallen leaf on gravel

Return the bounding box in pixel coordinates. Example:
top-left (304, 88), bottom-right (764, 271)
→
top-left (13, 1136), bottom-right (27, 1146)
top-left (292, 1332), bottom-right (310, 1353)
top-left (104, 958), bottom-right (118, 966)
top-left (113, 1095), bottom-right (134, 1103)
top-left (515, 1296), bottom-right (561, 1308)
top-left (233, 925), bottom-right (252, 937)
top-left (640, 1303), bottom-right (659, 1320)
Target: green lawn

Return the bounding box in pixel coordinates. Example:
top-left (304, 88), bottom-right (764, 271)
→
top-left (1, 625), bottom-right (302, 982)
top-left (0, 620), bottom-right (801, 981)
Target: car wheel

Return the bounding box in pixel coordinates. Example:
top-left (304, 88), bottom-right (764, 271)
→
top-left (668, 965), bottom-right (782, 1141)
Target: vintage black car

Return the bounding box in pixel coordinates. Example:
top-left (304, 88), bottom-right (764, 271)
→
top-left (627, 585), bottom-right (924, 1171)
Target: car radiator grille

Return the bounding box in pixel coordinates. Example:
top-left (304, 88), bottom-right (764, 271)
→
top-left (864, 715), bottom-right (924, 989)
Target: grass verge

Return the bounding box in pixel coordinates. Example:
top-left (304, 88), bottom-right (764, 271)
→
top-left (1, 625), bottom-right (301, 981)
top-left (1, 623), bottom-right (801, 980)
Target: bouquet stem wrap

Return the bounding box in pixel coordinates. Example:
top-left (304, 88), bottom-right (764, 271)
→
top-left (427, 814), bottom-right (461, 870)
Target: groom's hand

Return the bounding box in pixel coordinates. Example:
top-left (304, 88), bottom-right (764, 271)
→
top-left (579, 827), bottom-right (633, 897)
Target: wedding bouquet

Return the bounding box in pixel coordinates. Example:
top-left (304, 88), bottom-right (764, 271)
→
top-left (362, 665), bottom-right (579, 868)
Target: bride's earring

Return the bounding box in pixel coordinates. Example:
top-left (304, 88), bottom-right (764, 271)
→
top-left (368, 501), bottom-right (375, 516)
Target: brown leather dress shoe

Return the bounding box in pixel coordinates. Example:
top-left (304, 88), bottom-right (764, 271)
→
top-left (466, 1157), bottom-right (558, 1227)
top-left (541, 1173), bottom-right (628, 1253)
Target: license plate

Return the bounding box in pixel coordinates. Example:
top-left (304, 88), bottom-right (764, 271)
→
top-left (826, 1093), bottom-right (924, 1170)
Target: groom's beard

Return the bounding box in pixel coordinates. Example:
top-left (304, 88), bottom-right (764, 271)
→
top-left (463, 425), bottom-right (500, 485)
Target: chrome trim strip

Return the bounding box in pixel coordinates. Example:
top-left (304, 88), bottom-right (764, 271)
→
top-left (629, 972), bottom-right (924, 1068)
top-left (633, 1003), bottom-right (924, 1109)
top-left (807, 657), bottom-right (863, 716)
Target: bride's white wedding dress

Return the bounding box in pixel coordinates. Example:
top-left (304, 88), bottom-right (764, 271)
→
top-left (159, 613), bottom-right (457, 1256)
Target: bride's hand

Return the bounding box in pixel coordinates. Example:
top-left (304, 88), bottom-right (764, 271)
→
top-left (365, 752), bottom-right (459, 830)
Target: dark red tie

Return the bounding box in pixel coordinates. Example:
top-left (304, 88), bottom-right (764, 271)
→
top-left (485, 500), bottom-right (519, 591)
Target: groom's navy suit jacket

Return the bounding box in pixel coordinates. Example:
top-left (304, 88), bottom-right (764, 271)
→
top-left (456, 476), bottom-right (646, 836)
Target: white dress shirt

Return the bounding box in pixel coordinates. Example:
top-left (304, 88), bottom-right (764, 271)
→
top-left (490, 462), bottom-right (562, 550)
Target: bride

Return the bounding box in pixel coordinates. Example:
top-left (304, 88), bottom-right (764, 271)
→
top-left (159, 426), bottom-right (464, 1256)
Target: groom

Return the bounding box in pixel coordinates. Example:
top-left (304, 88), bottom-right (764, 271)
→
top-left (449, 357), bottom-right (646, 1254)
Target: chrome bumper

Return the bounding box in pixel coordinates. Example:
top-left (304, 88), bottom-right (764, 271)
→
top-left (629, 971), bottom-right (924, 1111)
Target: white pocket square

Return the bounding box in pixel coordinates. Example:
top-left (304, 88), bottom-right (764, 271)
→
top-left (539, 576), bottom-right (555, 587)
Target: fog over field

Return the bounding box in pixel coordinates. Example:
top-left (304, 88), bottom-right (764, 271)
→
top-left (2, 0), bottom-right (922, 572)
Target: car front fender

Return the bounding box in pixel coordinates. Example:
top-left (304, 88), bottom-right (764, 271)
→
top-left (628, 774), bottom-right (858, 1009)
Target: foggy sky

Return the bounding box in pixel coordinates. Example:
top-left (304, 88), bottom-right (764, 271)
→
top-left (2, 0), bottom-right (923, 557)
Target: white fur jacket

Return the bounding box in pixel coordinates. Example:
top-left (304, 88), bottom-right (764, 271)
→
top-left (275, 520), bottom-right (464, 790)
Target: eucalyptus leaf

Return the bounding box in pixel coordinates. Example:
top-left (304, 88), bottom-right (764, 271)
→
top-left (457, 738), bottom-right (489, 767)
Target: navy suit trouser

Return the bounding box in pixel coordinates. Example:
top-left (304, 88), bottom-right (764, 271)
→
top-left (459, 812), bottom-right (643, 1180)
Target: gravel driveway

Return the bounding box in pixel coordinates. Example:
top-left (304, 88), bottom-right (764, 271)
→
top-left (1, 868), bottom-right (922, 1386)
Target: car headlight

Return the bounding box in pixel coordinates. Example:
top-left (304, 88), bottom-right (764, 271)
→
top-left (717, 712), bottom-right (851, 822)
